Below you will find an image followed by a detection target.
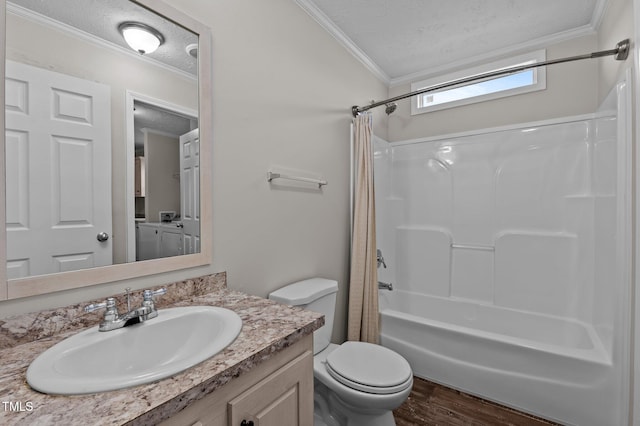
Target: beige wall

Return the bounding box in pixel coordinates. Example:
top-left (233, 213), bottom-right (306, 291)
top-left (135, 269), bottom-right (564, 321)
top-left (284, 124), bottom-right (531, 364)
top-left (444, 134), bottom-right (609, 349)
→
top-left (201, 0), bottom-right (387, 342)
top-left (144, 130), bottom-right (180, 222)
top-left (1, 0), bottom-right (388, 343)
top-left (387, 35), bottom-right (599, 141)
top-left (5, 12), bottom-right (198, 264)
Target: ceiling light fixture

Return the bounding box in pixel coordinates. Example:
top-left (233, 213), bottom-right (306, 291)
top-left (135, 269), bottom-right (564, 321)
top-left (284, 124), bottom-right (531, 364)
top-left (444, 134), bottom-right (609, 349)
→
top-left (185, 43), bottom-right (198, 59)
top-left (118, 22), bottom-right (164, 55)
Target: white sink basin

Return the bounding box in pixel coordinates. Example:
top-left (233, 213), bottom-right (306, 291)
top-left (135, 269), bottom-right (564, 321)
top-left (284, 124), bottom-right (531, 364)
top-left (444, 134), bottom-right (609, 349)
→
top-left (26, 306), bottom-right (242, 395)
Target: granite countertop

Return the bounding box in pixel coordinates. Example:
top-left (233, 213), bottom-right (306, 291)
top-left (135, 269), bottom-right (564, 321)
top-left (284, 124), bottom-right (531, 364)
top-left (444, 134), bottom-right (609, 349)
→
top-left (0, 274), bottom-right (324, 426)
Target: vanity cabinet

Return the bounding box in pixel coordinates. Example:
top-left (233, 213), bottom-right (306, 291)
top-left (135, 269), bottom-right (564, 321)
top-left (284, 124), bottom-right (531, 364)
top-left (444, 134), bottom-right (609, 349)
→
top-left (137, 223), bottom-right (160, 260)
top-left (159, 227), bottom-right (184, 258)
top-left (137, 222), bottom-right (184, 260)
top-left (158, 335), bottom-right (313, 426)
top-left (228, 349), bottom-right (310, 426)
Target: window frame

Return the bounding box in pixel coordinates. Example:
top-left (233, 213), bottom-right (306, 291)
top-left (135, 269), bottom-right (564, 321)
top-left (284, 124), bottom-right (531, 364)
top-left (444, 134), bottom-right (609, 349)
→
top-left (410, 50), bottom-right (547, 115)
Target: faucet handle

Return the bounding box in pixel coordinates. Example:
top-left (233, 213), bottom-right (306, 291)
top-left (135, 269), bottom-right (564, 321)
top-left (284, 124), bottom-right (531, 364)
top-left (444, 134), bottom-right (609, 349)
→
top-left (84, 297), bottom-right (117, 312)
top-left (143, 288), bottom-right (167, 301)
top-left (84, 298), bottom-right (119, 322)
top-left (84, 301), bottom-right (107, 313)
top-left (141, 288), bottom-right (166, 320)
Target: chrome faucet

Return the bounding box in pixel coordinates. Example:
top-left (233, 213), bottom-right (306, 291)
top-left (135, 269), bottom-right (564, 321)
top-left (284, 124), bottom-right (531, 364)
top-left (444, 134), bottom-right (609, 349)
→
top-left (140, 288), bottom-right (167, 321)
top-left (378, 281), bottom-right (393, 291)
top-left (84, 288), bottom-right (167, 332)
top-left (377, 249), bottom-right (387, 269)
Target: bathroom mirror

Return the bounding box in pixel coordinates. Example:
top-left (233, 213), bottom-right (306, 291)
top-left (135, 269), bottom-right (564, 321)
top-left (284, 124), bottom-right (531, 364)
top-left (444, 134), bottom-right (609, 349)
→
top-left (0, 0), bottom-right (213, 299)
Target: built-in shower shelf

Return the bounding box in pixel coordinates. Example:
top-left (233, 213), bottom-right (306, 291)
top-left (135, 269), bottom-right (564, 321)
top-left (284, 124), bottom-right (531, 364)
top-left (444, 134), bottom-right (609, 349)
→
top-left (451, 243), bottom-right (494, 252)
top-left (564, 193), bottom-right (615, 199)
top-left (396, 225), bottom-right (451, 233)
top-left (495, 230), bottom-right (577, 239)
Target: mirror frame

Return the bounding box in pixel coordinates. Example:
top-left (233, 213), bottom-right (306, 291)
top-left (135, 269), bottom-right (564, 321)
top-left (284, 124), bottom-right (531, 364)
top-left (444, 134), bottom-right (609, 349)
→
top-left (0, 0), bottom-right (213, 300)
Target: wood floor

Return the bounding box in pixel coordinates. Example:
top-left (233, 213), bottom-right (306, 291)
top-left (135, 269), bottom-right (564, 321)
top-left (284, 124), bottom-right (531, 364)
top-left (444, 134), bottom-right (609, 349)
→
top-left (393, 377), bottom-right (559, 426)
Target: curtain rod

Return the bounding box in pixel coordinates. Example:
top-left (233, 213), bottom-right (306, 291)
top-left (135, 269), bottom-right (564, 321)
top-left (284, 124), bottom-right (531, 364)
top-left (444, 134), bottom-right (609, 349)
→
top-left (351, 39), bottom-right (631, 117)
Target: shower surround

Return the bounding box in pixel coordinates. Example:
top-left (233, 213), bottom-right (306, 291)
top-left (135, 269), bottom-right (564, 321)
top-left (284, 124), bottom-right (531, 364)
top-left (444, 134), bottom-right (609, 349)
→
top-left (374, 78), bottom-right (631, 425)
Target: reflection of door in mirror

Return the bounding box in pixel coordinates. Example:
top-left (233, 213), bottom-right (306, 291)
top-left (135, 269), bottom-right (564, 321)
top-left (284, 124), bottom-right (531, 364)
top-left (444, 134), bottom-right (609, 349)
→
top-left (7, 0), bottom-right (200, 275)
top-left (180, 129), bottom-right (200, 255)
top-left (2, 0), bottom-right (212, 299)
top-left (5, 61), bottom-right (112, 279)
top-left (131, 99), bottom-right (198, 262)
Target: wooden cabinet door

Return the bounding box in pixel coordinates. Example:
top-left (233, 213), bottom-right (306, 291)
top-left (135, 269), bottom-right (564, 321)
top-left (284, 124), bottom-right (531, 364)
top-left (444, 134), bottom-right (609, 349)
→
top-left (136, 224), bottom-right (159, 260)
top-left (159, 228), bottom-right (184, 257)
top-left (228, 351), bottom-right (313, 426)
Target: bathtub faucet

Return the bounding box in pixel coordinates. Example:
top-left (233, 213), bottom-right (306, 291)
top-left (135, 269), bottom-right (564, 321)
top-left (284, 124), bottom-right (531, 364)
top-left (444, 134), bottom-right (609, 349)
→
top-left (377, 249), bottom-right (387, 269)
top-left (378, 281), bottom-right (393, 291)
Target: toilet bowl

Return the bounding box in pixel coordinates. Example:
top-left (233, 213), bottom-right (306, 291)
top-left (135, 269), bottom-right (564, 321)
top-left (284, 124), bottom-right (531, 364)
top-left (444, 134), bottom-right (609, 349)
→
top-left (314, 342), bottom-right (413, 426)
top-left (269, 278), bottom-right (413, 426)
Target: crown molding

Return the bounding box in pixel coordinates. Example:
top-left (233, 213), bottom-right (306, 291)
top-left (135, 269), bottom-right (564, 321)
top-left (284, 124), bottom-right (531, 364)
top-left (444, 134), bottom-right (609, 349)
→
top-left (295, 0), bottom-right (390, 85)
top-left (295, 0), bottom-right (605, 89)
top-left (6, 2), bottom-right (196, 82)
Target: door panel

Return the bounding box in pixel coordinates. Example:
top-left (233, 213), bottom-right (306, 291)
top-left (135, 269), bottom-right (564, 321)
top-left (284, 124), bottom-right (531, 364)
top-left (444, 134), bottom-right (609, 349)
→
top-left (179, 129), bottom-right (200, 255)
top-left (5, 61), bottom-right (112, 279)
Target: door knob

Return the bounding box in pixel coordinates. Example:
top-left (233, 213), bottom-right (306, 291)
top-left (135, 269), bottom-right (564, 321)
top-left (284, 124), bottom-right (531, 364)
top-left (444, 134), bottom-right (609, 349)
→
top-left (240, 421), bottom-right (254, 426)
top-left (97, 232), bottom-right (109, 242)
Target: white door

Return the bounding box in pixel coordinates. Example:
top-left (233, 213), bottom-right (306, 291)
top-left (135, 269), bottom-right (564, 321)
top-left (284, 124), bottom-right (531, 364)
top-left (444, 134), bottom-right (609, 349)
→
top-left (5, 61), bottom-right (112, 279)
top-left (179, 129), bottom-right (200, 255)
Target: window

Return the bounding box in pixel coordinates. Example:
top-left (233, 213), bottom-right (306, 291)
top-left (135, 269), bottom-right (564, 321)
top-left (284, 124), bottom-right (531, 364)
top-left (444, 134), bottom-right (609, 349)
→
top-left (411, 50), bottom-right (546, 115)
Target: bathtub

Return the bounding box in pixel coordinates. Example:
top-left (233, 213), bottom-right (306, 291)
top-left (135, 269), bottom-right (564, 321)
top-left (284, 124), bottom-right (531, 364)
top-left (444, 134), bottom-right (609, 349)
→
top-left (379, 290), bottom-right (617, 426)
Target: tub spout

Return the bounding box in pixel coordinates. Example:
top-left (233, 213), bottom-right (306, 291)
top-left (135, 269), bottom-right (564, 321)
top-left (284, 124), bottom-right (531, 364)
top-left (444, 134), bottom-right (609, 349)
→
top-left (378, 281), bottom-right (393, 291)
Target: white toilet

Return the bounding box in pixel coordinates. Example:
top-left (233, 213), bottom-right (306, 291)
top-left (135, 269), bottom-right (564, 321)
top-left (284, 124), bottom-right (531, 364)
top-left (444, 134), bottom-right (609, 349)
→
top-left (269, 278), bottom-right (413, 426)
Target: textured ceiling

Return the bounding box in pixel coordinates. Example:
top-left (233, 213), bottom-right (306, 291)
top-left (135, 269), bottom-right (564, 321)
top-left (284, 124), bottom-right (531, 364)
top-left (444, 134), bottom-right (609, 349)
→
top-left (7, 0), bottom-right (198, 76)
top-left (304, 0), bottom-right (603, 81)
top-left (7, 0), bottom-right (199, 144)
top-left (8, 0), bottom-right (605, 84)
top-left (134, 102), bottom-right (195, 150)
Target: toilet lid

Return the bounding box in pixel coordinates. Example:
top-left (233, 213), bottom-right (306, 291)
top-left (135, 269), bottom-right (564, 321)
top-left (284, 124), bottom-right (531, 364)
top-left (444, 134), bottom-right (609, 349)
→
top-left (325, 342), bottom-right (412, 395)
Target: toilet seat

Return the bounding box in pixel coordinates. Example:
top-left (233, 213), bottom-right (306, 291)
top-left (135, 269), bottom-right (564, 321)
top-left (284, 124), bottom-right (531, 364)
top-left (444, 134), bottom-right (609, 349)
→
top-left (324, 342), bottom-right (413, 395)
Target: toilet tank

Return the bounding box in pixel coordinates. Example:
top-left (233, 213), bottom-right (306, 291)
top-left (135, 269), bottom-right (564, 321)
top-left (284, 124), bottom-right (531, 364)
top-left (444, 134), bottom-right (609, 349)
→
top-left (269, 278), bottom-right (338, 354)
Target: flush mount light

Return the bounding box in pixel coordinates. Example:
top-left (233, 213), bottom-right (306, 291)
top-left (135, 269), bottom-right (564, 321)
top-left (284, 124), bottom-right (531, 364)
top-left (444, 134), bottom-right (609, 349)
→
top-left (118, 22), bottom-right (164, 55)
top-left (185, 43), bottom-right (198, 59)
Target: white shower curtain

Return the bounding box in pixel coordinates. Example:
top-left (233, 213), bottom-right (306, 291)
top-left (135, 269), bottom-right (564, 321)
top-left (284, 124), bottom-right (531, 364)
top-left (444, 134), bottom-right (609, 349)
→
top-left (348, 113), bottom-right (379, 343)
